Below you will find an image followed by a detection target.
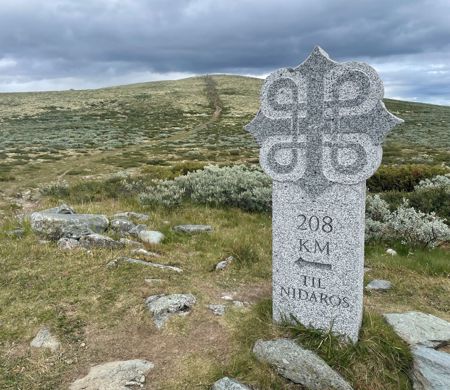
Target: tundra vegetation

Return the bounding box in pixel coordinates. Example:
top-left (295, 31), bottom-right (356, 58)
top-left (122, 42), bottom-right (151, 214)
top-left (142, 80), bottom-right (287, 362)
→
top-left (0, 75), bottom-right (449, 389)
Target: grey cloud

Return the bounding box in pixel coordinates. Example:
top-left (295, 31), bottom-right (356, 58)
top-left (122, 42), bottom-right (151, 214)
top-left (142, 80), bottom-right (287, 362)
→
top-left (0, 0), bottom-right (449, 104)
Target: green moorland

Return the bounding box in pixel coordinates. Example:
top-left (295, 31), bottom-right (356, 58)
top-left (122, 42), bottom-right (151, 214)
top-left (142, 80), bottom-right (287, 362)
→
top-left (0, 75), bottom-right (449, 389)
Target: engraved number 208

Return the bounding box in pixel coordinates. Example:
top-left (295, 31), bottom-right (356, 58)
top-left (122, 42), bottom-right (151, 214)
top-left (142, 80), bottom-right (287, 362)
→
top-left (297, 214), bottom-right (333, 233)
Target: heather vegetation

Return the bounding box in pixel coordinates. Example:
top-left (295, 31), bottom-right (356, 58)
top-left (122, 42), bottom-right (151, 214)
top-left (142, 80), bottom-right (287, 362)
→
top-left (0, 75), bottom-right (449, 389)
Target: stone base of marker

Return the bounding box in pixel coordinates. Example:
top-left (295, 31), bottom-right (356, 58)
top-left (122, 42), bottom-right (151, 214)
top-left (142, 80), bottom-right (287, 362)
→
top-left (272, 182), bottom-right (365, 342)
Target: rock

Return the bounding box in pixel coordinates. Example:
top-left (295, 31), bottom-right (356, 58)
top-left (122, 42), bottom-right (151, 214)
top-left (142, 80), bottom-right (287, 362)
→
top-left (41, 204), bottom-right (76, 215)
top-left (119, 238), bottom-right (144, 249)
top-left (128, 224), bottom-right (147, 237)
top-left (221, 294), bottom-right (235, 301)
top-left (110, 218), bottom-right (136, 234)
top-left (58, 237), bottom-right (81, 251)
top-left (69, 359), bottom-right (154, 390)
top-left (211, 377), bottom-right (252, 390)
top-left (365, 279), bottom-right (392, 291)
top-left (30, 210), bottom-right (109, 240)
top-left (207, 304), bottom-right (226, 316)
top-left (132, 248), bottom-right (161, 258)
top-left (113, 212), bottom-right (149, 222)
top-left (253, 339), bottom-right (352, 390)
top-left (384, 312), bottom-right (450, 348)
top-left (109, 257), bottom-right (182, 273)
top-left (411, 345), bottom-right (450, 390)
top-left (173, 224), bottom-right (213, 233)
top-left (145, 293), bottom-right (196, 329)
top-left (215, 256), bottom-right (234, 271)
top-left (144, 278), bottom-right (165, 285)
top-left (233, 301), bottom-right (249, 308)
top-left (60, 225), bottom-right (94, 240)
top-left (386, 248), bottom-right (398, 256)
top-left (138, 230), bottom-right (164, 245)
top-left (5, 228), bottom-right (25, 238)
top-left (363, 267), bottom-right (372, 273)
top-left (30, 327), bottom-right (60, 352)
top-left (79, 234), bottom-right (125, 249)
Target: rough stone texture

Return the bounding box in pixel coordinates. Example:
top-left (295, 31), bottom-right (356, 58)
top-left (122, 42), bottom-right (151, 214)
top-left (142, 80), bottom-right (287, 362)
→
top-left (365, 279), bottom-right (392, 291)
top-left (384, 312), bottom-right (450, 348)
top-left (215, 256), bottom-right (234, 271)
top-left (119, 238), bottom-right (144, 249)
top-left (128, 224), bottom-right (147, 237)
top-left (138, 230), bottom-right (164, 244)
top-left (40, 204), bottom-right (76, 215)
top-left (69, 359), bottom-right (154, 390)
top-left (30, 327), bottom-right (60, 352)
top-left (58, 237), bottom-right (81, 251)
top-left (110, 218), bottom-right (136, 234)
top-left (113, 211), bottom-right (149, 222)
top-left (30, 211), bottom-right (109, 240)
top-left (173, 224), bottom-right (213, 233)
top-left (253, 339), bottom-right (352, 390)
top-left (79, 234), bottom-right (125, 250)
top-left (108, 257), bottom-right (182, 273)
top-left (145, 293), bottom-right (196, 329)
top-left (411, 346), bottom-right (450, 390)
top-left (207, 304), bottom-right (226, 316)
top-left (244, 47), bottom-right (402, 342)
top-left (211, 377), bottom-right (252, 390)
top-left (5, 228), bottom-right (25, 238)
top-left (132, 248), bottom-right (161, 258)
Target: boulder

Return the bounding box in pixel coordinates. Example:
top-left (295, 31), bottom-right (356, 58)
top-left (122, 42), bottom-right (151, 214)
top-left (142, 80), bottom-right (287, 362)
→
top-left (69, 359), bottom-right (154, 390)
top-left (79, 234), bottom-right (124, 249)
top-left (31, 210), bottom-right (108, 240)
top-left (173, 224), bottom-right (213, 233)
top-left (30, 327), bottom-right (60, 352)
top-left (411, 345), bottom-right (450, 390)
top-left (145, 293), bottom-right (196, 329)
top-left (365, 279), bottom-right (392, 291)
top-left (138, 230), bottom-right (165, 245)
top-left (253, 339), bottom-right (352, 390)
top-left (211, 377), bottom-right (252, 390)
top-left (110, 218), bottom-right (136, 234)
top-left (384, 312), bottom-right (450, 347)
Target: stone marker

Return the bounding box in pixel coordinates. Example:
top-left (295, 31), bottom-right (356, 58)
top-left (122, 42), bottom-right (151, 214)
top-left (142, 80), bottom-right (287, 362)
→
top-left (245, 47), bottom-right (402, 342)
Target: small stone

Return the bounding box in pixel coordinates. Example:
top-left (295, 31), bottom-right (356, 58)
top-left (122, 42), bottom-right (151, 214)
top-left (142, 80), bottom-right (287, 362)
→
top-left (6, 228), bottom-right (25, 238)
top-left (363, 267), bottom-right (372, 273)
top-left (128, 224), bottom-right (147, 237)
top-left (221, 294), bottom-right (234, 301)
top-left (145, 294), bottom-right (196, 329)
top-left (119, 238), bottom-right (144, 249)
top-left (69, 359), bottom-right (154, 390)
top-left (138, 230), bottom-right (164, 245)
top-left (365, 279), bottom-right (392, 291)
top-left (211, 377), bottom-right (252, 390)
top-left (41, 204), bottom-right (76, 215)
top-left (386, 248), bottom-right (398, 256)
top-left (80, 342), bottom-right (86, 348)
top-left (114, 212), bottom-right (149, 222)
top-left (215, 256), bottom-right (234, 271)
top-left (173, 224), bottom-right (213, 233)
top-left (207, 304), bottom-right (226, 316)
top-left (384, 312), bottom-right (450, 347)
top-left (79, 234), bottom-right (125, 249)
top-left (30, 327), bottom-right (61, 352)
top-left (112, 257), bottom-right (183, 273)
top-left (58, 237), bottom-right (81, 251)
top-left (110, 218), bottom-right (136, 234)
top-left (144, 278), bottom-right (165, 285)
top-left (232, 301), bottom-right (249, 308)
top-left (411, 345), bottom-right (450, 389)
top-left (66, 359), bottom-right (74, 365)
top-left (253, 339), bottom-right (352, 390)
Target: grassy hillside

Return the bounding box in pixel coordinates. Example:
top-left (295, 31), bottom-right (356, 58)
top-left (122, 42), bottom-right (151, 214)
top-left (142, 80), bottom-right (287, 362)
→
top-left (0, 76), bottom-right (449, 389)
top-left (0, 75), bottom-right (449, 196)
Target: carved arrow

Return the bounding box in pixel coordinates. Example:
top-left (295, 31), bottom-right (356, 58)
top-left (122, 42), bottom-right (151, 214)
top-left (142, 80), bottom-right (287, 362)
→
top-left (294, 256), bottom-right (332, 270)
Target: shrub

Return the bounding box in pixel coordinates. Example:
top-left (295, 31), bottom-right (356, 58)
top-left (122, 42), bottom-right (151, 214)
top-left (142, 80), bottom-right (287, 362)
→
top-left (39, 180), bottom-right (69, 197)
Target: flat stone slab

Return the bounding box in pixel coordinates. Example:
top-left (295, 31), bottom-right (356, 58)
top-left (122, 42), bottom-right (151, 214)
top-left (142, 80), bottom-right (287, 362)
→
top-left (145, 293), bottom-right (196, 329)
top-left (173, 224), bottom-right (213, 233)
top-left (138, 230), bottom-right (165, 244)
top-left (31, 211), bottom-right (109, 240)
top-left (365, 279), bottom-right (392, 291)
top-left (108, 257), bottom-right (182, 273)
top-left (30, 327), bottom-right (60, 352)
top-left (384, 312), bottom-right (450, 347)
top-left (411, 345), bottom-right (450, 390)
top-left (253, 339), bottom-right (352, 390)
top-left (69, 359), bottom-right (154, 390)
top-left (79, 234), bottom-right (124, 249)
top-left (211, 377), bottom-right (252, 390)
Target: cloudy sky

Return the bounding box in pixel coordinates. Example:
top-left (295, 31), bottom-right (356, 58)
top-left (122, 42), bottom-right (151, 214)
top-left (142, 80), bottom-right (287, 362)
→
top-left (0, 0), bottom-right (449, 105)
